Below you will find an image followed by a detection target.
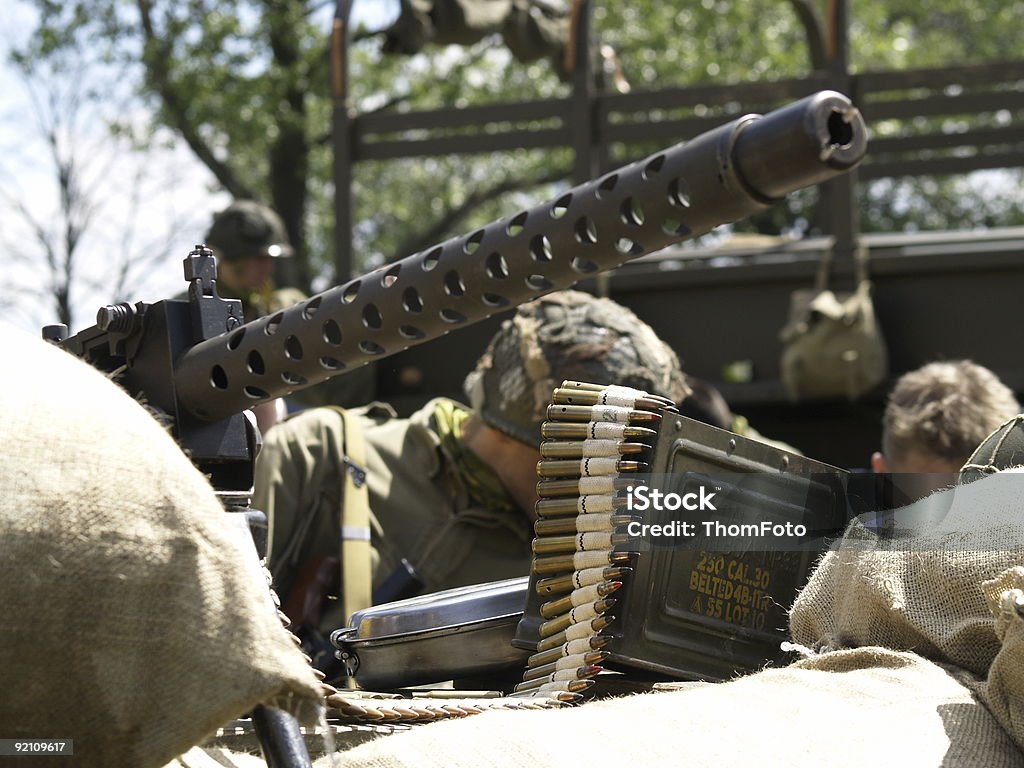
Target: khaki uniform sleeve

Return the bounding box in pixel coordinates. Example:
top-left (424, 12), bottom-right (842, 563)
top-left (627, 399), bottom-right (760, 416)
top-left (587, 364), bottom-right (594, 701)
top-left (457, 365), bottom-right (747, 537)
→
top-left (255, 400), bottom-right (532, 607)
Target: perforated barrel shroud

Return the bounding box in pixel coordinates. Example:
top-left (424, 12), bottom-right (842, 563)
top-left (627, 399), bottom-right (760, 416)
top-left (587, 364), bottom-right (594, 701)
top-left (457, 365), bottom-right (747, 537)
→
top-left (172, 91), bottom-right (865, 423)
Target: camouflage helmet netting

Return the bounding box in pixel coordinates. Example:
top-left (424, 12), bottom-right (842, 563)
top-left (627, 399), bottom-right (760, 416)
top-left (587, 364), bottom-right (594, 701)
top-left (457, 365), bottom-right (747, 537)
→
top-left (464, 290), bottom-right (689, 447)
top-left (205, 200), bottom-right (293, 261)
top-left (960, 414), bottom-right (1024, 484)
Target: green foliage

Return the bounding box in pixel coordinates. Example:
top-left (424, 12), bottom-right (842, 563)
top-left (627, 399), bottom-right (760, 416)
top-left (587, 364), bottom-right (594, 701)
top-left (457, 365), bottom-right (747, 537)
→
top-left (13, 0), bottom-right (1024, 289)
top-left (849, 1), bottom-right (1024, 70)
top-left (862, 173), bottom-right (1024, 232)
top-left (594, 3), bottom-right (812, 86)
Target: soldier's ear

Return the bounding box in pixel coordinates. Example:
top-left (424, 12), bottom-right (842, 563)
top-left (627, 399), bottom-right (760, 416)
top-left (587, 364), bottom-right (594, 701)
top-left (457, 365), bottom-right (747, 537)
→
top-left (871, 451), bottom-right (889, 474)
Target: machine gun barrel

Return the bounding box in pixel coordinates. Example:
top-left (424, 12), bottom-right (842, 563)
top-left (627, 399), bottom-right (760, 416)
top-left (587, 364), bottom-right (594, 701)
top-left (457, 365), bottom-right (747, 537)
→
top-left (175, 90), bottom-right (866, 423)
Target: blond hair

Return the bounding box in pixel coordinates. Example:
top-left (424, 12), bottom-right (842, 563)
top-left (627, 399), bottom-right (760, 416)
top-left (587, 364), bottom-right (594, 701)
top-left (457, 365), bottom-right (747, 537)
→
top-left (882, 360), bottom-right (1020, 465)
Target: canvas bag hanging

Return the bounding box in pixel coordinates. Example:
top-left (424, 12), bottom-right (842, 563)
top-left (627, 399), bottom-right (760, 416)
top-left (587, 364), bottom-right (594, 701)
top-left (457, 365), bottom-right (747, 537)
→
top-left (778, 244), bottom-right (888, 401)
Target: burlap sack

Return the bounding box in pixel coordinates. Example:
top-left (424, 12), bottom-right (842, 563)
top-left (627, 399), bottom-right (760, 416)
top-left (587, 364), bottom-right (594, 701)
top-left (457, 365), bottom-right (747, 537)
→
top-left (791, 468), bottom-right (1024, 753)
top-left (980, 567), bottom-right (1024, 752)
top-left (317, 650), bottom-right (1021, 767)
top-left (163, 747), bottom-right (267, 768)
top-left (790, 469), bottom-right (1024, 675)
top-left (0, 327), bottom-right (321, 767)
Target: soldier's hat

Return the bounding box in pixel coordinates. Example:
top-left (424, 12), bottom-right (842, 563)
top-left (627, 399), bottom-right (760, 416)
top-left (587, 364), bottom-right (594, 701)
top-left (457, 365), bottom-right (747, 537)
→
top-left (205, 200), bottom-right (294, 261)
top-left (463, 290), bottom-right (690, 447)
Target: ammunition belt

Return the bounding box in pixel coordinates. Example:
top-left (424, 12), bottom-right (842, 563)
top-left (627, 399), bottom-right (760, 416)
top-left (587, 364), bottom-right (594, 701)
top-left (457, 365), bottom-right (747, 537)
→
top-left (510, 380), bottom-right (671, 699)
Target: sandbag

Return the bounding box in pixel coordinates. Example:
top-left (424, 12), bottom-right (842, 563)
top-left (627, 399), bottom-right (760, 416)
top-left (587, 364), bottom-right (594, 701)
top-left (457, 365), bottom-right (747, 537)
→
top-left (791, 467), bottom-right (1024, 753)
top-left (317, 650), bottom-right (1021, 767)
top-left (0, 327), bottom-right (321, 768)
top-left (791, 469), bottom-right (1024, 676)
top-left (163, 747), bottom-right (267, 768)
top-left (976, 567), bottom-right (1024, 753)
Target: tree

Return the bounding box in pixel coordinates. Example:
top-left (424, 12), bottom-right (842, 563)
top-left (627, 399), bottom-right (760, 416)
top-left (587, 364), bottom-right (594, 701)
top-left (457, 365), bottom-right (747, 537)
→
top-left (13, 0), bottom-right (1024, 297)
top-left (0, 22), bottom-right (216, 331)
top-left (1, 50), bottom-right (97, 328)
top-left (0, 12), bottom-right (225, 331)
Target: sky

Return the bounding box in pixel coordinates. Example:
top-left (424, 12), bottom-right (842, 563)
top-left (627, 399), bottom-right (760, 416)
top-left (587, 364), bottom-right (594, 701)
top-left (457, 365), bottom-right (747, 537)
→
top-left (0, 4), bottom-right (215, 333)
top-left (0, 1), bottom-right (397, 335)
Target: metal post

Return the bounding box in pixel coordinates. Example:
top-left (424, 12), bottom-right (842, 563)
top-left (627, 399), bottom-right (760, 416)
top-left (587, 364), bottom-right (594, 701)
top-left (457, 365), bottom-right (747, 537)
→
top-left (567, 1), bottom-right (605, 293)
top-left (817, 0), bottom-right (859, 272)
top-left (331, 0), bottom-right (354, 282)
top-left (569, 0), bottom-right (595, 184)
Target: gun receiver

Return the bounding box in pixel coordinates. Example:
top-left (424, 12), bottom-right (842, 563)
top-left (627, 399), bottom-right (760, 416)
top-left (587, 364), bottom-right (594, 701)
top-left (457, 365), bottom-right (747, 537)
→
top-left (174, 90), bottom-right (866, 422)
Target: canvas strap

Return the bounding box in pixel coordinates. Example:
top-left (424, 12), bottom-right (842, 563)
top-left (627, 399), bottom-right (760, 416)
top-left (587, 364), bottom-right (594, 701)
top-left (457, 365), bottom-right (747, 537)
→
top-left (327, 406), bottom-right (373, 626)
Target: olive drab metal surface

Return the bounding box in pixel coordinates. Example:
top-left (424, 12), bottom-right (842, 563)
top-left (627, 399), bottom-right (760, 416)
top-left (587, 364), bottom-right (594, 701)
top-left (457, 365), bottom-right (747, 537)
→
top-left (514, 394), bottom-right (850, 684)
top-left (604, 413), bottom-right (849, 681)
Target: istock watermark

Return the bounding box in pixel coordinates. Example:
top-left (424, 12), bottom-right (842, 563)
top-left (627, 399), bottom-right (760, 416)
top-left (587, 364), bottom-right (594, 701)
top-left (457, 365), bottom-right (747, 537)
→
top-left (624, 517), bottom-right (808, 539)
top-left (625, 484), bottom-right (719, 512)
top-left (613, 471), bottom-right (1024, 554)
top-left (619, 474), bottom-right (828, 551)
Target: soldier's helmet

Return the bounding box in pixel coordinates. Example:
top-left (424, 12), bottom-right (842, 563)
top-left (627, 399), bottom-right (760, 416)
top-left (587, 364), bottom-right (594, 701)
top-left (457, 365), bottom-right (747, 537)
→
top-left (959, 414), bottom-right (1024, 484)
top-left (205, 200), bottom-right (294, 261)
top-left (464, 290), bottom-right (690, 447)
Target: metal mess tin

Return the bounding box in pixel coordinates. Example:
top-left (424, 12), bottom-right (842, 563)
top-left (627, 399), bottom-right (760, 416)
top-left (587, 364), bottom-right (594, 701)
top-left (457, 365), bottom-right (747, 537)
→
top-left (332, 577), bottom-right (530, 690)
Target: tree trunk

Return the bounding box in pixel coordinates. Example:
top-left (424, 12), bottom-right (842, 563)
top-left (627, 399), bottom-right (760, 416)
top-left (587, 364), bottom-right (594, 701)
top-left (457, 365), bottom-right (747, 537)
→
top-left (267, 0), bottom-right (312, 291)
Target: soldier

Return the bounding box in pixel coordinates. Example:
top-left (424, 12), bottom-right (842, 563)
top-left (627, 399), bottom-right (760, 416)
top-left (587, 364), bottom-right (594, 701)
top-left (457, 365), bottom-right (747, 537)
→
top-left (254, 290), bottom-right (689, 671)
top-left (871, 360), bottom-right (1020, 500)
top-left (202, 200), bottom-right (306, 323)
top-left (193, 201), bottom-right (307, 433)
top-left (201, 200), bottom-right (377, 424)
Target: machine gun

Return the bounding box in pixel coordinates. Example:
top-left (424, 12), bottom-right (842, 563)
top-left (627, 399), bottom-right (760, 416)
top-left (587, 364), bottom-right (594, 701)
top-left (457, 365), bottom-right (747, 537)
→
top-left (43, 90), bottom-right (867, 761)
